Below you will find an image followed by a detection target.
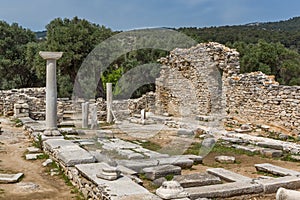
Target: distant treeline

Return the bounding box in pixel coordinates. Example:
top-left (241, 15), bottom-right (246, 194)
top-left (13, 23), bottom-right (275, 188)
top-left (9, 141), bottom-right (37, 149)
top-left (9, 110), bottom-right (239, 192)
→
top-left (1, 16), bottom-right (300, 98)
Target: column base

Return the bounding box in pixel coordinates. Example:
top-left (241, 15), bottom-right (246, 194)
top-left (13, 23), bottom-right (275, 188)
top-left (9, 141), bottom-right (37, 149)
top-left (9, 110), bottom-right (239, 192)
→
top-left (44, 129), bottom-right (61, 136)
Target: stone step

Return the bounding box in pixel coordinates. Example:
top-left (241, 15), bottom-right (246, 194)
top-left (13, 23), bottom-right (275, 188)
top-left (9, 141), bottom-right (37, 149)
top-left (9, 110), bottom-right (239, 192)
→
top-left (173, 172), bottom-right (222, 188)
top-left (117, 156), bottom-right (194, 173)
top-left (185, 181), bottom-right (263, 199)
top-left (254, 176), bottom-right (300, 194)
top-left (44, 139), bottom-right (96, 167)
top-left (75, 163), bottom-right (152, 199)
top-left (142, 165), bottom-right (181, 180)
top-left (255, 163), bottom-right (300, 176)
top-left (207, 168), bottom-right (252, 182)
top-left (0, 173), bottom-right (24, 183)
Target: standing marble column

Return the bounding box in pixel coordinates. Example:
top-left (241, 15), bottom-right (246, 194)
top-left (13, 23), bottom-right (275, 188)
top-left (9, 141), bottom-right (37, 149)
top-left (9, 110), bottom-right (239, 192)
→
top-left (106, 83), bottom-right (113, 123)
top-left (39, 51), bottom-right (63, 136)
top-left (82, 102), bottom-right (89, 128)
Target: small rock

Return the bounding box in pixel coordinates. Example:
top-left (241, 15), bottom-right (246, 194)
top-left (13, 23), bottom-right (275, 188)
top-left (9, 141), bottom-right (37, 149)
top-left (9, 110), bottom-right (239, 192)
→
top-left (25, 153), bottom-right (43, 160)
top-left (215, 155), bottom-right (236, 164)
top-left (278, 134), bottom-right (289, 140)
top-left (241, 124), bottom-right (252, 130)
top-left (27, 147), bottom-right (41, 153)
top-left (153, 177), bottom-right (167, 187)
top-left (42, 159), bottom-right (53, 167)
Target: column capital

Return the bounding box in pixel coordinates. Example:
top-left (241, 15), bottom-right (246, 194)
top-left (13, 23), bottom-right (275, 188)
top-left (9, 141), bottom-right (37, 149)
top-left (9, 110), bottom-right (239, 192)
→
top-left (39, 51), bottom-right (63, 60)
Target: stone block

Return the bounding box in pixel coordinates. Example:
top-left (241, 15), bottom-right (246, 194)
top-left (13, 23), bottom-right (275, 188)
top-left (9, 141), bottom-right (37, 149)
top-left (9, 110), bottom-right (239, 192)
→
top-left (25, 153), bottom-right (43, 160)
top-left (173, 172), bottom-right (222, 188)
top-left (143, 165), bottom-right (181, 180)
top-left (255, 176), bottom-right (300, 194)
top-left (75, 163), bottom-right (151, 198)
top-left (260, 148), bottom-right (283, 158)
top-left (27, 147), bottom-right (41, 153)
top-left (207, 168), bottom-right (252, 182)
top-left (0, 173), bottom-right (24, 183)
top-left (215, 156), bottom-right (235, 164)
top-left (255, 163), bottom-right (300, 176)
top-left (185, 181), bottom-right (263, 199)
top-left (232, 144), bottom-right (261, 153)
top-left (257, 142), bottom-right (283, 150)
top-left (57, 149), bottom-right (96, 167)
top-left (177, 129), bottom-right (194, 137)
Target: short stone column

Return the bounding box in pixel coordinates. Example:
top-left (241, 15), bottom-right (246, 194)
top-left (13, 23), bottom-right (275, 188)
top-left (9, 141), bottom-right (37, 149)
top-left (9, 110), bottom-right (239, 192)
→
top-left (90, 103), bottom-right (98, 130)
top-left (106, 83), bottom-right (113, 123)
top-left (276, 187), bottom-right (300, 200)
top-left (39, 51), bottom-right (63, 136)
top-left (82, 102), bottom-right (89, 128)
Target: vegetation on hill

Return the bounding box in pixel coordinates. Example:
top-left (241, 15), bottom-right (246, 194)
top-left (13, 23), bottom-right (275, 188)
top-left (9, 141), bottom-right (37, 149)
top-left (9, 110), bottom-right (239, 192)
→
top-left (1, 16), bottom-right (300, 98)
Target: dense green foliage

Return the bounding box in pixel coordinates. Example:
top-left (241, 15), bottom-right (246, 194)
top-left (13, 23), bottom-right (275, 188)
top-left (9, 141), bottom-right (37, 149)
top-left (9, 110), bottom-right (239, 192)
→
top-left (1, 16), bottom-right (300, 97)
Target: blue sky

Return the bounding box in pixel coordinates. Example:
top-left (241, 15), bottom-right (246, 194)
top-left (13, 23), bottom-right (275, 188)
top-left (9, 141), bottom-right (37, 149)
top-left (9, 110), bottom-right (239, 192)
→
top-left (0, 0), bottom-right (300, 31)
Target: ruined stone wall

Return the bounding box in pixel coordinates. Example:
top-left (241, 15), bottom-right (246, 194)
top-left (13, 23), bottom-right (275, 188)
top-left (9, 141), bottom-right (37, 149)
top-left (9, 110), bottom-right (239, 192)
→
top-left (227, 71), bottom-right (300, 134)
top-left (156, 42), bottom-right (300, 134)
top-left (0, 88), bottom-right (46, 117)
top-left (156, 42), bottom-right (240, 117)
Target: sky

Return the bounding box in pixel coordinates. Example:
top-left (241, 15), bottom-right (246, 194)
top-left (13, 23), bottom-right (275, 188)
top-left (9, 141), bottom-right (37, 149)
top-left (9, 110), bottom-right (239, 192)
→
top-left (0, 0), bottom-right (300, 31)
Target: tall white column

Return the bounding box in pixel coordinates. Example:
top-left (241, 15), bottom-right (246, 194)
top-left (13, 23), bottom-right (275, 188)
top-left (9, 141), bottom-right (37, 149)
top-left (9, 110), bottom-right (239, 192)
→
top-left (39, 51), bottom-right (63, 136)
top-left (106, 83), bottom-right (113, 123)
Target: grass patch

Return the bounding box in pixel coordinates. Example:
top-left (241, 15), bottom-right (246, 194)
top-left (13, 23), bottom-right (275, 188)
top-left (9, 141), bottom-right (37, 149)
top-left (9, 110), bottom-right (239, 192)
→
top-left (165, 174), bottom-right (174, 181)
top-left (184, 142), bottom-right (202, 155)
top-left (256, 171), bottom-right (280, 178)
top-left (37, 153), bottom-right (49, 160)
top-left (212, 142), bottom-right (258, 156)
top-left (139, 140), bottom-right (161, 151)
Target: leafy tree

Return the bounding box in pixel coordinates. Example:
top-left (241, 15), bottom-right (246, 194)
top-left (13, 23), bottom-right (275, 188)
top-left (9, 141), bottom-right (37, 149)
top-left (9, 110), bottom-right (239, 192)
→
top-left (44, 17), bottom-right (113, 97)
top-left (0, 21), bottom-right (37, 89)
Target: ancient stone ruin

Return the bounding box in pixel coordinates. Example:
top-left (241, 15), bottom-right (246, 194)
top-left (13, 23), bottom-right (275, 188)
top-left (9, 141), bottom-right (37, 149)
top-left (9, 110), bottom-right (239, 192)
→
top-left (1, 43), bottom-right (300, 199)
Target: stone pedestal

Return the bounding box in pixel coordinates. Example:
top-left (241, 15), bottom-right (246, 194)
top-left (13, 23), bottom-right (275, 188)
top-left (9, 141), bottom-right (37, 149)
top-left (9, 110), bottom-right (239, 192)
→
top-left (156, 181), bottom-right (188, 199)
top-left (106, 83), bottom-right (113, 123)
top-left (96, 165), bottom-right (120, 181)
top-left (82, 102), bottom-right (89, 128)
top-left (39, 51), bottom-right (63, 136)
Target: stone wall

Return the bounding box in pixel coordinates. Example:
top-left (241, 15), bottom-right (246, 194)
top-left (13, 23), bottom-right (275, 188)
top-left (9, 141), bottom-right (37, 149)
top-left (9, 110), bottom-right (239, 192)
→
top-left (156, 42), bottom-right (300, 134)
top-left (227, 71), bottom-right (300, 134)
top-left (156, 42), bottom-right (240, 118)
top-left (0, 88), bottom-right (46, 117)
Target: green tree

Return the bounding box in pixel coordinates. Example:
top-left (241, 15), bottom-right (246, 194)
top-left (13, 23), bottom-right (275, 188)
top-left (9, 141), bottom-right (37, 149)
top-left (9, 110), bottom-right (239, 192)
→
top-left (44, 17), bottom-right (113, 97)
top-left (0, 21), bottom-right (37, 89)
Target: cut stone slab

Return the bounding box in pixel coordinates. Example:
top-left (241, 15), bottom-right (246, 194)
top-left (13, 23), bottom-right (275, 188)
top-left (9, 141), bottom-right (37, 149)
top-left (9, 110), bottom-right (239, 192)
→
top-left (257, 142), bottom-right (283, 150)
top-left (44, 139), bottom-right (96, 166)
top-left (207, 168), bottom-right (252, 182)
top-left (177, 129), bottom-right (194, 137)
top-left (173, 173), bottom-right (222, 188)
top-left (117, 165), bottom-right (138, 176)
top-left (0, 173), bottom-right (24, 183)
top-left (57, 149), bottom-right (96, 167)
top-left (215, 156), bottom-right (235, 164)
top-left (221, 137), bottom-right (244, 144)
top-left (42, 159), bottom-right (53, 167)
top-left (255, 163), bottom-right (300, 176)
top-left (254, 176), bottom-right (300, 194)
top-left (117, 156), bottom-right (193, 173)
top-left (232, 144), bottom-right (261, 154)
top-left (27, 146), bottom-right (42, 153)
top-left (185, 181), bottom-right (263, 199)
top-left (75, 163), bottom-right (151, 198)
top-left (25, 153), bottom-right (43, 160)
top-left (182, 155), bottom-right (203, 164)
top-left (260, 148), bottom-right (283, 158)
top-left (291, 155), bottom-right (300, 161)
top-left (113, 193), bottom-right (162, 200)
top-left (142, 165), bottom-right (181, 180)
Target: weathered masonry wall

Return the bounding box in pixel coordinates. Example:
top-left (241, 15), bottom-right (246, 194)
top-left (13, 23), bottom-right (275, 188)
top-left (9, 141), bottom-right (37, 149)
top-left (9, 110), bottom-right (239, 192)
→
top-left (156, 42), bottom-right (300, 134)
top-left (227, 71), bottom-right (300, 134)
top-left (156, 42), bottom-right (240, 117)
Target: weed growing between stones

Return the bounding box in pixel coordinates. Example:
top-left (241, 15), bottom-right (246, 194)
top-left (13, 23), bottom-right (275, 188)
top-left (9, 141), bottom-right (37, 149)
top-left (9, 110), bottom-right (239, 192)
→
top-left (32, 134), bottom-right (43, 149)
